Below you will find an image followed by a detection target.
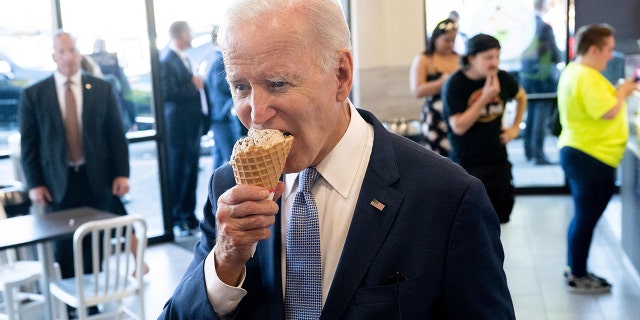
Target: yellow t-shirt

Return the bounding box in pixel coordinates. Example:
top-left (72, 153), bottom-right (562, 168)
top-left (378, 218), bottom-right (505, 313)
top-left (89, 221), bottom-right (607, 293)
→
top-left (557, 62), bottom-right (628, 167)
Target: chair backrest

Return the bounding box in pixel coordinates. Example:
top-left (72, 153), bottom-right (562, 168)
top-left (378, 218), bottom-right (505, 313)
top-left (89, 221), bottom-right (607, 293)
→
top-left (72, 215), bottom-right (147, 308)
top-left (0, 247), bottom-right (17, 269)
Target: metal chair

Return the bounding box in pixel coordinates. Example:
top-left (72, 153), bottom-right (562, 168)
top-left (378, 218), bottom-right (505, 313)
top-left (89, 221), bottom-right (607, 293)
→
top-left (49, 215), bottom-right (147, 320)
top-left (0, 249), bottom-right (44, 320)
top-left (0, 203), bottom-right (64, 320)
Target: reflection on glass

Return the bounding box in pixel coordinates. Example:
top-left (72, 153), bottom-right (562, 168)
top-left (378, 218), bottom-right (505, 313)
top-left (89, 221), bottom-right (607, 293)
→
top-left (127, 141), bottom-right (164, 237)
top-left (60, 0), bottom-right (165, 236)
top-left (153, 0), bottom-right (233, 82)
top-left (425, 0), bottom-right (569, 188)
top-left (60, 0), bottom-right (154, 133)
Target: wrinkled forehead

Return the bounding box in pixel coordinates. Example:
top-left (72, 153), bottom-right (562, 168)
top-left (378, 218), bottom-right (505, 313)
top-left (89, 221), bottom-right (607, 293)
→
top-left (221, 19), bottom-right (313, 65)
top-left (221, 9), bottom-right (309, 57)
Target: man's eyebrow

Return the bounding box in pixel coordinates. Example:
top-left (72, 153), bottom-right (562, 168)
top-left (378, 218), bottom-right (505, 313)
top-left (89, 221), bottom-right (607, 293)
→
top-left (265, 71), bottom-right (300, 82)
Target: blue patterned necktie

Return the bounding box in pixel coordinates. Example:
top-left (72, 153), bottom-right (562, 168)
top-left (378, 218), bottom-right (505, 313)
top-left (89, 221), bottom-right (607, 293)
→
top-left (285, 167), bottom-right (322, 319)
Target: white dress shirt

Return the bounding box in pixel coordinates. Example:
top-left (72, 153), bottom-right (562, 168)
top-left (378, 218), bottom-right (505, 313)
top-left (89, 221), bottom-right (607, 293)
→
top-left (54, 70), bottom-right (85, 165)
top-left (204, 101), bottom-right (374, 316)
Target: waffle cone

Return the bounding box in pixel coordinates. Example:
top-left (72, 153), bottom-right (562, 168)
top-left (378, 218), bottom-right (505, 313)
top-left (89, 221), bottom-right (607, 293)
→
top-left (230, 136), bottom-right (293, 190)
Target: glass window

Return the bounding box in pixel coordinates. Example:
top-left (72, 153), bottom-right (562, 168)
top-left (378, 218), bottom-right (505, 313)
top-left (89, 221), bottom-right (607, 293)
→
top-left (153, 0), bottom-right (234, 78)
top-left (152, 0), bottom-right (236, 230)
top-left (0, 0), bottom-right (54, 154)
top-left (59, 0), bottom-right (167, 237)
top-left (426, 0), bottom-right (569, 189)
top-left (60, 0), bottom-right (154, 133)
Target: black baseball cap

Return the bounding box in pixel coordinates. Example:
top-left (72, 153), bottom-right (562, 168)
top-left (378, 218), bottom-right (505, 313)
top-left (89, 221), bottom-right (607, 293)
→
top-left (465, 33), bottom-right (501, 56)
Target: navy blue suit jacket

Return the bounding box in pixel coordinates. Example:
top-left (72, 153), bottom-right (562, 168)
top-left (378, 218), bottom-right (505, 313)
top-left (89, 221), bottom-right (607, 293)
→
top-left (19, 74), bottom-right (129, 208)
top-left (160, 109), bottom-right (515, 319)
top-left (205, 49), bottom-right (234, 122)
top-left (160, 49), bottom-right (204, 129)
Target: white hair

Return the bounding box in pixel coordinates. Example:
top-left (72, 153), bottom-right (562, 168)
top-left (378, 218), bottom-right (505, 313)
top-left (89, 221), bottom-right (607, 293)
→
top-left (218, 0), bottom-right (351, 73)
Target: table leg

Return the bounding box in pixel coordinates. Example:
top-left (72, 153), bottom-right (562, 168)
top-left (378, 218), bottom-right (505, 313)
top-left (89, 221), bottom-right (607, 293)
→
top-left (37, 242), bottom-right (54, 320)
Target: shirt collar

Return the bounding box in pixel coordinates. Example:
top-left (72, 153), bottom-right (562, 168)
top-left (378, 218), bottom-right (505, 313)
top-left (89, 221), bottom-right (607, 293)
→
top-left (169, 43), bottom-right (188, 60)
top-left (54, 70), bottom-right (81, 86)
top-left (285, 101), bottom-right (372, 198)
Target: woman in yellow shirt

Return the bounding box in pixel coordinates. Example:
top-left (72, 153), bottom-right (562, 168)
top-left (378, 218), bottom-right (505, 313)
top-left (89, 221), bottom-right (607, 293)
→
top-left (557, 23), bottom-right (638, 294)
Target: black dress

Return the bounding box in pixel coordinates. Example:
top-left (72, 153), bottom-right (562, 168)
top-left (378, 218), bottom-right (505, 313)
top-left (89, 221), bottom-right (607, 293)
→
top-left (421, 72), bottom-right (449, 156)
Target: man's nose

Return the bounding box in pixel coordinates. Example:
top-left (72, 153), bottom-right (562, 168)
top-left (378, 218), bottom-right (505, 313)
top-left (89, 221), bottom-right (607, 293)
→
top-left (250, 89), bottom-right (276, 125)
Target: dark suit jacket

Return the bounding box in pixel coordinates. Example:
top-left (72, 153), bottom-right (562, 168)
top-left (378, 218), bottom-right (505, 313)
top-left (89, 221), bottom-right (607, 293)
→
top-left (19, 74), bottom-right (129, 208)
top-left (160, 49), bottom-right (204, 134)
top-left (205, 49), bottom-right (234, 122)
top-left (159, 109), bottom-right (515, 319)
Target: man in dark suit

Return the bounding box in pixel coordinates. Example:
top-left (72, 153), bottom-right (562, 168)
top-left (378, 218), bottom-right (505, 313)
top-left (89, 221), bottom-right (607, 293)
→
top-left (160, 21), bottom-right (205, 236)
top-left (19, 31), bottom-right (130, 316)
top-left (159, 0), bottom-right (515, 319)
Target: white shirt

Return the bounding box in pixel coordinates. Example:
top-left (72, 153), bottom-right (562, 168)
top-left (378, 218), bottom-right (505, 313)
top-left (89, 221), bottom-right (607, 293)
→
top-left (204, 101), bottom-right (374, 315)
top-left (54, 70), bottom-right (85, 165)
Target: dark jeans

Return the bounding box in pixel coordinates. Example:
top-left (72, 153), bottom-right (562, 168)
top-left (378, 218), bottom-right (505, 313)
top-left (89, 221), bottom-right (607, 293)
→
top-left (523, 100), bottom-right (553, 160)
top-left (560, 147), bottom-right (616, 277)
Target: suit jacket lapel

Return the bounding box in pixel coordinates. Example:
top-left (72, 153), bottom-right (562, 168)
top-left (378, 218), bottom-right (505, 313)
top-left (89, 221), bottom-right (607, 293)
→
top-left (321, 110), bottom-right (405, 319)
top-left (169, 50), bottom-right (192, 76)
top-left (252, 195), bottom-right (285, 317)
top-left (81, 75), bottom-right (94, 139)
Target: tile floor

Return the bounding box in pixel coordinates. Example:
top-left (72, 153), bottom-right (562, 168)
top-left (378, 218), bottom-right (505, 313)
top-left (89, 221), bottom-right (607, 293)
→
top-left (138, 194), bottom-right (640, 320)
top-left (502, 195), bottom-right (640, 320)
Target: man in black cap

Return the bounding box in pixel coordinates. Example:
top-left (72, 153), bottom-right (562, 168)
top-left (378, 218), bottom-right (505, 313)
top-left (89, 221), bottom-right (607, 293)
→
top-left (442, 33), bottom-right (527, 224)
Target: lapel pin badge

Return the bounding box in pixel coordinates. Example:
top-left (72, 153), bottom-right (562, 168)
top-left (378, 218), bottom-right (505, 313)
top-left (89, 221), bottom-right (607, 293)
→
top-left (85, 84), bottom-right (91, 90)
top-left (370, 199), bottom-right (385, 211)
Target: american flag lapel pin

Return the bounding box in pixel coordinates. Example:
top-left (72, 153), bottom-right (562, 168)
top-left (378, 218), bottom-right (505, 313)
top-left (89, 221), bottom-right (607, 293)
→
top-left (370, 199), bottom-right (385, 211)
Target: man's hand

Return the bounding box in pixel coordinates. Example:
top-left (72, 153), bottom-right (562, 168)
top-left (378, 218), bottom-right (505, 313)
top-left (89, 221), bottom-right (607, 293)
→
top-left (192, 76), bottom-right (205, 90)
top-left (617, 78), bottom-right (638, 99)
top-left (213, 182), bottom-right (285, 286)
top-left (112, 176), bottom-right (130, 196)
top-left (481, 72), bottom-right (501, 100)
top-left (500, 127), bottom-right (520, 144)
top-left (28, 186), bottom-right (52, 206)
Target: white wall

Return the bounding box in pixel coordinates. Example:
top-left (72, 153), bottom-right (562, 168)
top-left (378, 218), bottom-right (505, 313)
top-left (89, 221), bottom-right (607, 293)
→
top-left (350, 0), bottom-right (425, 121)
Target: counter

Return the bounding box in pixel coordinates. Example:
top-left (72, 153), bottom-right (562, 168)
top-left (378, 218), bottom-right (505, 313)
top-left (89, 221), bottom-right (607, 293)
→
top-left (621, 99), bottom-right (640, 276)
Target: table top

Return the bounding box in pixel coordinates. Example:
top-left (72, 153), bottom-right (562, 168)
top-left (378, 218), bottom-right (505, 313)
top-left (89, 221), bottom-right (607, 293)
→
top-left (0, 207), bottom-right (118, 250)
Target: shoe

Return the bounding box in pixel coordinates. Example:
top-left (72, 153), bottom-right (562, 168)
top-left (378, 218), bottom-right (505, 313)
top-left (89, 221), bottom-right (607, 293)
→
top-left (564, 271), bottom-right (612, 294)
top-left (534, 157), bottom-right (554, 165)
top-left (173, 223), bottom-right (192, 237)
top-left (88, 306), bottom-right (100, 315)
top-left (186, 216), bottom-right (200, 230)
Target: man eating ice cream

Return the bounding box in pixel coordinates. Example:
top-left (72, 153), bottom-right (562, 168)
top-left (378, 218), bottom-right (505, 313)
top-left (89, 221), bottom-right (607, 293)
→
top-left (159, 0), bottom-right (515, 319)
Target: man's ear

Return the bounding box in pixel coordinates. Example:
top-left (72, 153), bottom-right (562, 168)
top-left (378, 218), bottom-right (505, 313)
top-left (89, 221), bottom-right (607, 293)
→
top-left (335, 48), bottom-right (353, 102)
